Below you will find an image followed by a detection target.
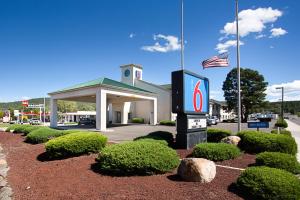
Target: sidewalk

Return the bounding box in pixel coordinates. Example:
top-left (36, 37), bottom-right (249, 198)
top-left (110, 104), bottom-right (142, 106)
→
top-left (286, 120), bottom-right (300, 162)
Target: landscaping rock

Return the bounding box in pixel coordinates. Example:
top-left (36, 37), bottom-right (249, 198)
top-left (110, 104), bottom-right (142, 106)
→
top-left (221, 136), bottom-right (241, 146)
top-left (177, 158), bottom-right (216, 183)
top-left (0, 187), bottom-right (12, 200)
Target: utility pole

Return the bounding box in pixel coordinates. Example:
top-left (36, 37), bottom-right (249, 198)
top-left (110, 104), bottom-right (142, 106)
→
top-left (276, 87), bottom-right (284, 119)
top-left (180, 0), bottom-right (184, 70)
top-left (236, 0), bottom-right (241, 132)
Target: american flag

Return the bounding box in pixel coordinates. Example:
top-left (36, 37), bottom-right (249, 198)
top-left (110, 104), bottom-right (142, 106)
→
top-left (202, 53), bottom-right (229, 69)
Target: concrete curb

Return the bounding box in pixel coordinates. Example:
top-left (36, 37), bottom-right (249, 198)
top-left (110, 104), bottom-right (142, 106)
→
top-left (0, 144), bottom-right (13, 200)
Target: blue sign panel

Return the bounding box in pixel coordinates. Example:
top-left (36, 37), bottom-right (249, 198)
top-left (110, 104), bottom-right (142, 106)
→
top-left (184, 73), bottom-right (209, 114)
top-left (248, 121), bottom-right (269, 129)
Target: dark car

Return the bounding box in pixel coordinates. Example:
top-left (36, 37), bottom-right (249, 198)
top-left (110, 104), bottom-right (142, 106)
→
top-left (78, 118), bottom-right (95, 125)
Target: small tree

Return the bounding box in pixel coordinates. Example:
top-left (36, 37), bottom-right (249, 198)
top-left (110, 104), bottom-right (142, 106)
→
top-left (222, 68), bottom-right (268, 122)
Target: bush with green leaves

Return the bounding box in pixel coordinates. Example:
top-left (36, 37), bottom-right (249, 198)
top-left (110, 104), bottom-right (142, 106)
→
top-left (297, 112), bottom-right (300, 117)
top-left (207, 128), bottom-right (232, 142)
top-left (13, 125), bottom-right (40, 135)
top-left (236, 166), bottom-right (300, 200)
top-left (256, 152), bottom-right (300, 174)
top-left (131, 118), bottom-right (144, 123)
top-left (237, 130), bottom-right (297, 155)
top-left (271, 129), bottom-right (292, 137)
top-left (192, 143), bottom-right (240, 161)
top-left (275, 118), bottom-right (288, 128)
top-left (159, 120), bottom-right (176, 126)
top-left (5, 124), bottom-right (22, 132)
top-left (25, 127), bottom-right (67, 144)
top-left (134, 131), bottom-right (174, 146)
top-left (96, 141), bottom-right (180, 175)
top-left (45, 132), bottom-right (107, 158)
top-left (134, 138), bottom-right (168, 146)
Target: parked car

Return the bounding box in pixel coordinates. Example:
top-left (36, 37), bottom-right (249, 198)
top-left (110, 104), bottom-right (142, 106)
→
top-left (207, 117), bottom-right (217, 126)
top-left (29, 118), bottom-right (41, 125)
top-left (212, 116), bottom-right (219, 123)
top-left (78, 118), bottom-right (95, 126)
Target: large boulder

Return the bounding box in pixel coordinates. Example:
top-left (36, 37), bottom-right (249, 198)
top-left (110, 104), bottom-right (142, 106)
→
top-left (221, 136), bottom-right (241, 146)
top-left (177, 158), bottom-right (216, 183)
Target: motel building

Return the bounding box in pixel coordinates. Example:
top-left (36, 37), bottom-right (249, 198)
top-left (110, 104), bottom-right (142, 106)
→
top-left (49, 64), bottom-right (175, 131)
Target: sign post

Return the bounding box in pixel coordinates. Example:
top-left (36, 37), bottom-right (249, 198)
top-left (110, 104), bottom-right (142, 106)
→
top-left (172, 70), bottom-right (209, 149)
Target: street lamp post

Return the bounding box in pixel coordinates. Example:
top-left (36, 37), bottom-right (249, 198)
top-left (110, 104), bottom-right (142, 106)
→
top-left (276, 87), bottom-right (284, 119)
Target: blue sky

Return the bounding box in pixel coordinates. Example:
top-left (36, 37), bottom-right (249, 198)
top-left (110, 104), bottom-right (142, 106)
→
top-left (0, 0), bottom-right (299, 102)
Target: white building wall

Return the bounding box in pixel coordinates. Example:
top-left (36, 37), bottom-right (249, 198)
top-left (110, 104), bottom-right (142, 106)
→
top-left (134, 80), bottom-right (172, 122)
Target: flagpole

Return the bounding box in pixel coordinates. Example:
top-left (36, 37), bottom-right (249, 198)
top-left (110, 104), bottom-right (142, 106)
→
top-left (180, 0), bottom-right (184, 70)
top-left (235, 0), bottom-right (241, 132)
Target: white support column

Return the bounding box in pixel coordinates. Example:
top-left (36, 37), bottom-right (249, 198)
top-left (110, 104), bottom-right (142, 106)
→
top-left (96, 89), bottom-right (107, 131)
top-left (121, 102), bottom-right (131, 124)
top-left (50, 98), bottom-right (57, 128)
top-left (150, 98), bottom-right (157, 125)
top-left (108, 103), bottom-right (113, 123)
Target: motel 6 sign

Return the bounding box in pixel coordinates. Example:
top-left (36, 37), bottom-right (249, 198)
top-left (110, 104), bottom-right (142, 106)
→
top-left (172, 70), bottom-right (209, 115)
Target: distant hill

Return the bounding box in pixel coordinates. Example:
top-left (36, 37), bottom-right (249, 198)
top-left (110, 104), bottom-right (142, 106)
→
top-left (0, 98), bottom-right (50, 111)
top-left (269, 100), bottom-right (300, 114)
top-left (0, 98), bottom-right (96, 113)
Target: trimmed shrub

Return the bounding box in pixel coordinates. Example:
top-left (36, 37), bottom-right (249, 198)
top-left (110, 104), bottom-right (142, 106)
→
top-left (62, 129), bottom-right (82, 134)
top-left (236, 166), bottom-right (300, 200)
top-left (25, 127), bottom-right (66, 144)
top-left (45, 132), bottom-right (107, 158)
top-left (131, 118), bottom-right (144, 123)
top-left (270, 129), bottom-right (292, 137)
top-left (192, 143), bottom-right (241, 161)
top-left (256, 152), bottom-right (300, 174)
top-left (207, 128), bottom-right (231, 142)
top-left (275, 118), bottom-right (288, 128)
top-left (96, 141), bottom-right (180, 175)
top-left (159, 120), bottom-right (176, 126)
top-left (13, 125), bottom-right (40, 135)
top-left (134, 138), bottom-right (168, 146)
top-left (134, 131), bottom-right (174, 146)
top-left (5, 124), bottom-right (22, 132)
top-left (237, 130), bottom-right (297, 155)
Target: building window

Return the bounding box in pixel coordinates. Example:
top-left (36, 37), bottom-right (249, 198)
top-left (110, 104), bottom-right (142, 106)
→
top-left (128, 113), bottom-right (132, 120)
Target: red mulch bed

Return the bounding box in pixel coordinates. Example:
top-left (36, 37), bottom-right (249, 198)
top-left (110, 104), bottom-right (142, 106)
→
top-left (0, 131), bottom-right (254, 200)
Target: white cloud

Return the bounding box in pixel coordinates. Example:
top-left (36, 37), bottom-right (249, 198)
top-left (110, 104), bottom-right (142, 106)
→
top-left (255, 34), bottom-right (266, 39)
top-left (141, 34), bottom-right (181, 53)
top-left (221, 7), bottom-right (283, 37)
top-left (129, 33), bottom-right (136, 38)
top-left (270, 45), bottom-right (274, 49)
top-left (215, 40), bottom-right (244, 53)
top-left (270, 28), bottom-right (287, 38)
top-left (266, 80), bottom-right (300, 102)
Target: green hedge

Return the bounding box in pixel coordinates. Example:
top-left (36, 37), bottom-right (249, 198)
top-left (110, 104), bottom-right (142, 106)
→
top-left (159, 120), bottom-right (176, 126)
top-left (256, 152), bottom-right (300, 174)
top-left (134, 131), bottom-right (174, 146)
top-left (131, 118), bottom-right (144, 123)
top-left (192, 143), bottom-right (241, 161)
top-left (5, 124), bottom-right (22, 132)
top-left (134, 138), bottom-right (168, 146)
top-left (14, 125), bottom-right (40, 135)
top-left (270, 129), bottom-right (292, 137)
top-left (25, 127), bottom-right (66, 144)
top-left (236, 166), bottom-right (300, 200)
top-left (45, 132), bottom-right (107, 158)
top-left (237, 130), bottom-right (297, 155)
top-left (207, 128), bottom-right (232, 142)
top-left (275, 118), bottom-right (288, 128)
top-left (96, 141), bottom-right (180, 175)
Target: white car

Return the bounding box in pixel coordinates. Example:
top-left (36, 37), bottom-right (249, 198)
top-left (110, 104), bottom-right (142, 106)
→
top-left (29, 118), bottom-right (41, 125)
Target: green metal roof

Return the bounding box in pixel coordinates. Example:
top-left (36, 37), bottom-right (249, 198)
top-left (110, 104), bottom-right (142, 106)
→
top-left (159, 84), bottom-right (171, 90)
top-left (50, 77), bottom-right (152, 94)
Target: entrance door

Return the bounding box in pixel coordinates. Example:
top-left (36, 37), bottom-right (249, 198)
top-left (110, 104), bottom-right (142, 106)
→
top-left (116, 111), bottom-right (121, 123)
